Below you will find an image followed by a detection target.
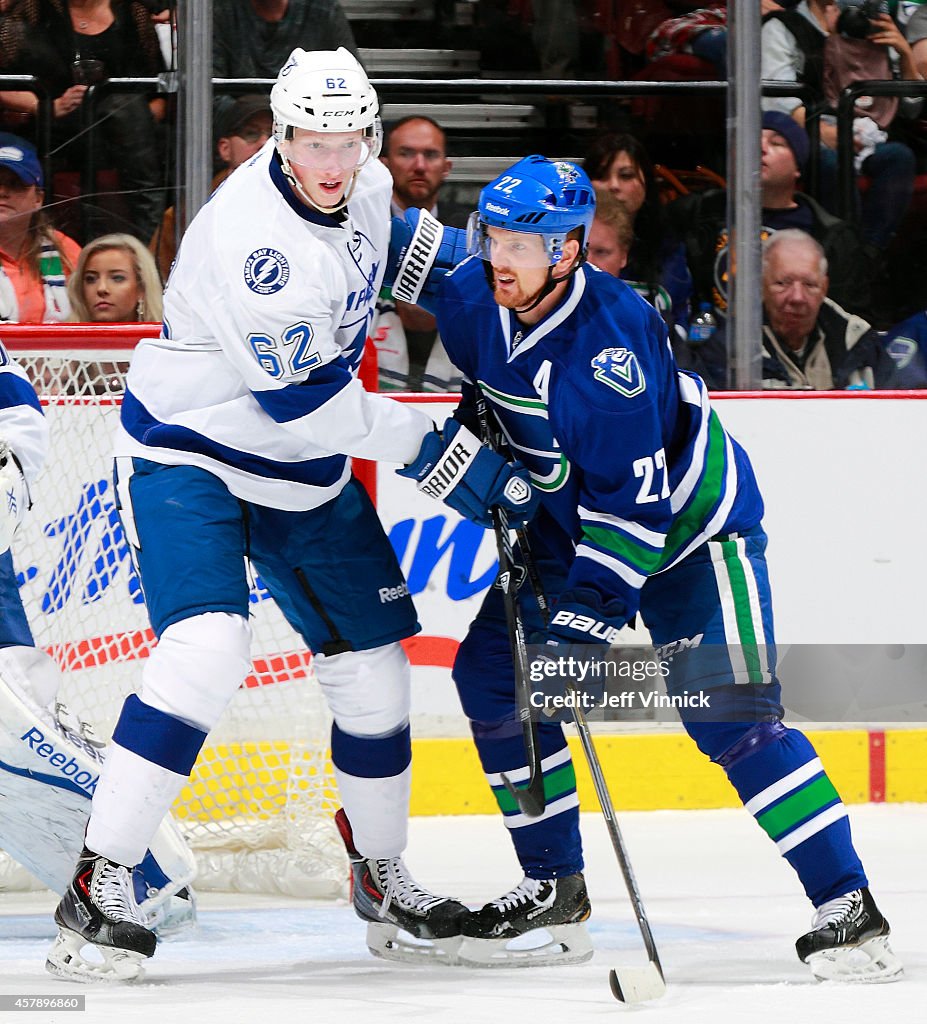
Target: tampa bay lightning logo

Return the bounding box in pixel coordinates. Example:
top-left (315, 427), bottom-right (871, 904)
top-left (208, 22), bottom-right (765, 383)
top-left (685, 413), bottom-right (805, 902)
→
top-left (591, 347), bottom-right (646, 398)
top-left (244, 248), bottom-right (290, 295)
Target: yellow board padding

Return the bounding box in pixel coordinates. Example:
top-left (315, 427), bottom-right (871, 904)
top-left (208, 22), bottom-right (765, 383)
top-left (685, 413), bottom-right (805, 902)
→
top-left (407, 730), bottom-right (873, 816)
top-left (172, 729), bottom-right (926, 823)
top-left (886, 730), bottom-right (927, 802)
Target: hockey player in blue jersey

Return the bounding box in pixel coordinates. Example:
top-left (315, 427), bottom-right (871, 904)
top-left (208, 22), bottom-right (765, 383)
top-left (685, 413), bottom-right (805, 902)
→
top-left (46, 49), bottom-right (533, 983)
top-left (396, 155), bottom-right (901, 982)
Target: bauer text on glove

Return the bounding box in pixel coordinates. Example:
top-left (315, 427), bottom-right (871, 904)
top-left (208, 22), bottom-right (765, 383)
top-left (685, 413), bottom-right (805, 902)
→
top-left (545, 589), bottom-right (630, 647)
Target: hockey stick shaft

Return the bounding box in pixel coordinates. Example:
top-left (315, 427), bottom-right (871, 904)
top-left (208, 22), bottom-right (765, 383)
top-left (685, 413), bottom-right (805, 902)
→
top-left (514, 524), bottom-right (665, 999)
top-left (474, 390), bottom-right (546, 818)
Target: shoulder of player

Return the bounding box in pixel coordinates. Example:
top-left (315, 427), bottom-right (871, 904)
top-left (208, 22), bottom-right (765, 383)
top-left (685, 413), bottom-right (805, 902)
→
top-left (193, 167), bottom-right (335, 286)
top-left (581, 265), bottom-right (666, 342)
top-left (550, 275), bottom-right (663, 414)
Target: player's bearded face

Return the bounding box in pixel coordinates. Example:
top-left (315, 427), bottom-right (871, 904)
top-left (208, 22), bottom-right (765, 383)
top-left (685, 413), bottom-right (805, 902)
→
top-left (281, 128), bottom-right (371, 209)
top-left (486, 227), bottom-right (552, 310)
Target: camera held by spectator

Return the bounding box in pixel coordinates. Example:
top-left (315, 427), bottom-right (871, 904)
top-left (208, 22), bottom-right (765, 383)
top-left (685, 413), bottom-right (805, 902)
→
top-left (836, 0), bottom-right (889, 40)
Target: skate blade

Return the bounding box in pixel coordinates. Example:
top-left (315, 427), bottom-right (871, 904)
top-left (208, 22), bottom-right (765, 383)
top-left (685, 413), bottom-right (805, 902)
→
top-left (45, 928), bottom-right (149, 984)
top-left (458, 923), bottom-right (593, 968)
top-left (366, 922), bottom-right (462, 965)
top-left (807, 935), bottom-right (904, 984)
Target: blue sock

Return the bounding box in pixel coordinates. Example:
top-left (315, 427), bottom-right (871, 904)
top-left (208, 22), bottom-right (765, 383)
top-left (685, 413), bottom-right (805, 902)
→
top-left (716, 722), bottom-right (867, 906)
top-left (471, 719), bottom-right (583, 878)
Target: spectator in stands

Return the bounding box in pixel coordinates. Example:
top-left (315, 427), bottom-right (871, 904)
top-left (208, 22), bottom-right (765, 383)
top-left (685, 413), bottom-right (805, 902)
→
top-left (587, 186), bottom-right (634, 278)
top-left (645, 2), bottom-right (729, 76)
top-left (68, 232), bottom-right (163, 323)
top-left (150, 95), bottom-right (273, 280)
top-left (213, 1), bottom-right (358, 87)
top-left (760, 229), bottom-right (892, 389)
top-left (637, 2), bottom-right (789, 78)
top-left (373, 116), bottom-right (466, 392)
top-left (0, 0), bottom-right (168, 243)
top-left (668, 110), bottom-right (874, 331)
top-left (0, 132), bottom-right (79, 323)
top-left (882, 305), bottom-right (927, 387)
top-left (64, 231), bottom-right (163, 395)
top-left (904, 2), bottom-right (927, 77)
top-left (583, 132), bottom-right (692, 342)
top-left (761, 0), bottom-right (920, 254)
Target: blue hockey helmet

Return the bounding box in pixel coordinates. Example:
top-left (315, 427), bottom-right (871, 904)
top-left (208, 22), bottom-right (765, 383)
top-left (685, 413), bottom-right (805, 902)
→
top-left (467, 155), bottom-right (596, 266)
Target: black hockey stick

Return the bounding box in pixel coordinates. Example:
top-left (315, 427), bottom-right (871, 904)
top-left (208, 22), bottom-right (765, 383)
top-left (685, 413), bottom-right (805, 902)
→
top-left (474, 389), bottom-right (546, 819)
top-left (515, 526), bottom-right (666, 1003)
top-left (475, 395), bottom-right (665, 1002)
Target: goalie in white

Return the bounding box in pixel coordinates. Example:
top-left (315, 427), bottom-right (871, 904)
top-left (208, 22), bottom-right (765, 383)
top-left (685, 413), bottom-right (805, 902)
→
top-left (0, 343), bottom-right (197, 961)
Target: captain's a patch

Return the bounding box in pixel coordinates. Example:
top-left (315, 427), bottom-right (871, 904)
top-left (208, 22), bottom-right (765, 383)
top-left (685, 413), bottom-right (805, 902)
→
top-left (591, 347), bottom-right (646, 398)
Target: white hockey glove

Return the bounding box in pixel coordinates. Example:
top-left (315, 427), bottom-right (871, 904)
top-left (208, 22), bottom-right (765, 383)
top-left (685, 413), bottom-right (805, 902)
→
top-left (0, 441), bottom-right (28, 555)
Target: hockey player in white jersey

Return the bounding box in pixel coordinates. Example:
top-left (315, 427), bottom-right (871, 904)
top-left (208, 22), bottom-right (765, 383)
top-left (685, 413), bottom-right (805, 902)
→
top-left (47, 48), bottom-right (534, 983)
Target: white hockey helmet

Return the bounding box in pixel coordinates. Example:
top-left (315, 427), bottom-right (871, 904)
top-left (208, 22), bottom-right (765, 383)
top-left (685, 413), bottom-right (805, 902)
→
top-left (271, 47), bottom-right (379, 147)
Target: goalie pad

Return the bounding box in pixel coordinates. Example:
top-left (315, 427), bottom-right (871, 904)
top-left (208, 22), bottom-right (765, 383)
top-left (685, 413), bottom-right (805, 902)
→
top-left (0, 660), bottom-right (197, 932)
top-left (0, 441), bottom-right (27, 555)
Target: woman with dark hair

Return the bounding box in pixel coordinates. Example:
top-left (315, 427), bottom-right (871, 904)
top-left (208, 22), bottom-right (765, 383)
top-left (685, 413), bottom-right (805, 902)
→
top-left (0, 0), bottom-right (167, 242)
top-left (583, 132), bottom-right (692, 343)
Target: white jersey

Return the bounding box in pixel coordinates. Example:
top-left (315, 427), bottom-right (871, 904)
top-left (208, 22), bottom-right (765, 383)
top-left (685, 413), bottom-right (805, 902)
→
top-left (115, 141), bottom-right (432, 511)
top-left (0, 348), bottom-right (48, 490)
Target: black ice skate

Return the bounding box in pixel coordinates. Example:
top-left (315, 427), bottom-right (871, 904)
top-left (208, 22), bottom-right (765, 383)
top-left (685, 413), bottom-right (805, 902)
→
top-left (796, 887), bottom-right (902, 982)
top-left (335, 809), bottom-right (467, 963)
top-left (458, 872), bottom-right (593, 967)
top-left (46, 847), bottom-right (157, 983)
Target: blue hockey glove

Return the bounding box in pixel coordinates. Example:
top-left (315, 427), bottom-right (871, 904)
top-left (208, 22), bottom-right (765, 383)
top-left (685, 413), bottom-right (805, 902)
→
top-left (545, 589), bottom-right (629, 647)
top-left (398, 418), bottom-right (538, 529)
top-left (383, 208), bottom-right (469, 312)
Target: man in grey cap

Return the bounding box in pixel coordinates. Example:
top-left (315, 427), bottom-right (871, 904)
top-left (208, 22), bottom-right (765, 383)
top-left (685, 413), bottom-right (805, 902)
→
top-left (150, 95), bottom-right (273, 279)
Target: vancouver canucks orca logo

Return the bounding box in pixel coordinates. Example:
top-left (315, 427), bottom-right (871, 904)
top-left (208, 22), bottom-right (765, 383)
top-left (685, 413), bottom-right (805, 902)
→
top-left (591, 347), bottom-right (646, 398)
top-left (244, 248), bottom-right (290, 295)
top-left (478, 380), bottom-right (569, 492)
top-left (553, 161), bottom-right (579, 185)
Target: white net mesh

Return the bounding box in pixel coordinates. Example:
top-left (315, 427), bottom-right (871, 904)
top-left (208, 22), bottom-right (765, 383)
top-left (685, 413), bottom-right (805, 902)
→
top-left (2, 342), bottom-right (348, 898)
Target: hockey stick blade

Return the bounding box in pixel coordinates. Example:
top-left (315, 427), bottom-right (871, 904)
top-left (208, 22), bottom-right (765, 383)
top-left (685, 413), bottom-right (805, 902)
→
top-left (499, 770), bottom-right (546, 817)
top-left (609, 962), bottom-right (666, 1004)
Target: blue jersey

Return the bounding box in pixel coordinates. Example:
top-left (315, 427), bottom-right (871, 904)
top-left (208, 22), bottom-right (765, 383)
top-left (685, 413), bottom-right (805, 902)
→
top-left (436, 258), bottom-right (764, 624)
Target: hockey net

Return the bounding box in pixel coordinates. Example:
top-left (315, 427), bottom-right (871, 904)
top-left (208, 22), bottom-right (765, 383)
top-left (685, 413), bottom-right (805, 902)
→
top-left (0, 331), bottom-right (348, 898)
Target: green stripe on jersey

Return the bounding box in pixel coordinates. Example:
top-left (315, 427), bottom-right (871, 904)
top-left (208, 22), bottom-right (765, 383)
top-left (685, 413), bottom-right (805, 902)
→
top-left (658, 410), bottom-right (727, 570)
top-left (582, 525), bottom-right (663, 575)
top-left (756, 775), bottom-right (839, 841)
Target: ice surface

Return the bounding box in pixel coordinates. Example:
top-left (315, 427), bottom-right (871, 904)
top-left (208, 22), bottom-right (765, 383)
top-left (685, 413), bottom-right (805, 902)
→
top-left (1, 804), bottom-right (923, 1023)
